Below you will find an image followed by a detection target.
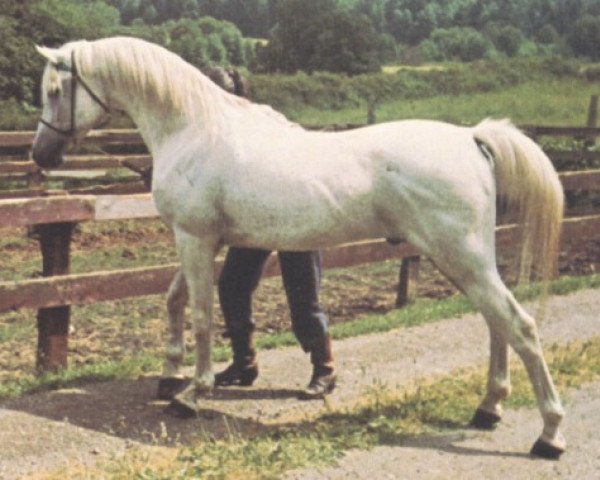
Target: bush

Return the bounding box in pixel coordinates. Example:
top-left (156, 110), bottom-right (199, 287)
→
top-left (254, 0), bottom-right (383, 75)
top-left (568, 15), bottom-right (600, 60)
top-left (0, 99), bottom-right (39, 130)
top-left (492, 25), bottom-right (524, 57)
top-left (249, 58), bottom-right (588, 113)
top-left (422, 27), bottom-right (493, 62)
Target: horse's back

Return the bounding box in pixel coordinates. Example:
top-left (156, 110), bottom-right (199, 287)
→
top-left (214, 117), bottom-right (496, 250)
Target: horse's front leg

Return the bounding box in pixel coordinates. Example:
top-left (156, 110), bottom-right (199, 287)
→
top-left (167, 230), bottom-right (219, 417)
top-left (157, 269), bottom-right (190, 400)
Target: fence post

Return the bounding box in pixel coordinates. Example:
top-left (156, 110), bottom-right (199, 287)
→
top-left (586, 95), bottom-right (599, 148)
top-left (396, 256), bottom-right (420, 307)
top-left (33, 222), bottom-right (76, 372)
top-left (367, 96), bottom-right (377, 125)
top-left (587, 95), bottom-right (598, 128)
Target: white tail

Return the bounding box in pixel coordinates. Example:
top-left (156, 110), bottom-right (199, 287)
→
top-left (473, 119), bottom-right (564, 284)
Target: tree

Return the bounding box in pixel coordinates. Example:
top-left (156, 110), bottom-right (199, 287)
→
top-left (385, 0), bottom-right (437, 45)
top-left (0, 0), bottom-right (120, 105)
top-left (150, 17), bottom-right (248, 68)
top-left (257, 0), bottom-right (382, 74)
top-left (424, 26), bottom-right (492, 62)
top-left (33, 0), bottom-right (120, 42)
top-left (490, 24), bottom-right (524, 57)
top-left (568, 14), bottom-right (600, 60)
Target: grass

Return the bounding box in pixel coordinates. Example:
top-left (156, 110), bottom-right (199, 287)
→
top-left (0, 219), bottom-right (178, 282)
top-left (2, 272), bottom-right (599, 400)
top-left (288, 79), bottom-right (599, 127)
top-left (44, 335), bottom-right (600, 479)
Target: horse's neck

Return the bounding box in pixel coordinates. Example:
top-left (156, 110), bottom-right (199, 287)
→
top-left (106, 72), bottom-right (223, 155)
top-left (111, 91), bottom-right (188, 154)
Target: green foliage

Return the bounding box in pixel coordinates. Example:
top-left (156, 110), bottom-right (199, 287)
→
top-left (255, 0), bottom-right (384, 75)
top-left (249, 57), bottom-right (587, 114)
top-left (0, 0), bottom-right (120, 106)
top-left (568, 14), bottom-right (600, 60)
top-left (115, 16), bottom-right (250, 69)
top-left (0, 99), bottom-right (39, 130)
top-left (2, 0), bottom-right (600, 127)
top-left (488, 24), bottom-right (525, 57)
top-left (421, 27), bottom-right (493, 62)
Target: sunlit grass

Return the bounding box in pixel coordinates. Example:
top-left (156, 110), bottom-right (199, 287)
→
top-left (290, 79), bottom-right (599, 127)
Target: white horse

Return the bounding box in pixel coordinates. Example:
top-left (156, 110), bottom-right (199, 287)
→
top-left (32, 37), bottom-right (565, 458)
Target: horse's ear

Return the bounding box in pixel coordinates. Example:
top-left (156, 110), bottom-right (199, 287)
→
top-left (35, 45), bottom-right (64, 65)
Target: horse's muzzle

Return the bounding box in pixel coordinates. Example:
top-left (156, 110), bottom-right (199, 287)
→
top-left (31, 128), bottom-right (68, 169)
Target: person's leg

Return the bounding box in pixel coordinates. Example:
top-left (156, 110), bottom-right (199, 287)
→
top-left (278, 251), bottom-right (336, 399)
top-left (216, 247), bottom-right (271, 386)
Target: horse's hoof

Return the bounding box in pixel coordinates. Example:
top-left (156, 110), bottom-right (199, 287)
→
top-left (156, 377), bottom-right (190, 400)
top-left (530, 438), bottom-right (565, 460)
top-left (470, 408), bottom-right (502, 430)
top-left (164, 398), bottom-right (198, 419)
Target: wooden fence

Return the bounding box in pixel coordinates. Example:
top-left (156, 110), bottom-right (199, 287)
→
top-left (1, 123), bottom-right (600, 372)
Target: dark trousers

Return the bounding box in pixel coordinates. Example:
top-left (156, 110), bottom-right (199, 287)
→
top-left (218, 247), bottom-right (329, 352)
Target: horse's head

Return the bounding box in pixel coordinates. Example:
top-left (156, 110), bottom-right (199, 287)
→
top-left (32, 44), bottom-right (111, 169)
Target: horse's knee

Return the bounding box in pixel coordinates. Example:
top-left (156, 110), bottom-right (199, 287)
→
top-left (167, 272), bottom-right (188, 314)
top-left (190, 311), bottom-right (212, 338)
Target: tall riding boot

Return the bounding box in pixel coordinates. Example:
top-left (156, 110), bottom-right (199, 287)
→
top-left (214, 331), bottom-right (259, 387)
top-left (299, 334), bottom-right (337, 400)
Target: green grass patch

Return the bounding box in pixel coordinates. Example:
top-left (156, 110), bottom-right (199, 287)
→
top-left (0, 354), bottom-right (161, 399)
top-left (289, 79), bottom-right (599, 127)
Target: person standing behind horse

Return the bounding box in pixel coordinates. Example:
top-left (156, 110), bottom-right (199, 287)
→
top-left (203, 66), bottom-right (336, 399)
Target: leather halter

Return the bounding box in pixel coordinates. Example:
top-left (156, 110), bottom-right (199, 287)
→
top-left (39, 50), bottom-right (111, 136)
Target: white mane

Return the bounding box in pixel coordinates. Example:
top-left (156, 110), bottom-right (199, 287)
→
top-left (62, 36), bottom-right (297, 130)
top-left (68, 37), bottom-right (232, 127)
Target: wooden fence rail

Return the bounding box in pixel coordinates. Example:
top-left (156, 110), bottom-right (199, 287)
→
top-left (1, 216), bottom-right (599, 315)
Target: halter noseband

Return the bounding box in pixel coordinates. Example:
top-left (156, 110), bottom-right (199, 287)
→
top-left (39, 50), bottom-right (111, 136)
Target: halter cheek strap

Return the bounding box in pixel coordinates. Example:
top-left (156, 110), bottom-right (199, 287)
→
top-left (39, 50), bottom-right (111, 137)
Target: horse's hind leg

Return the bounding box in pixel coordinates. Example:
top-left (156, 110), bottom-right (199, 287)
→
top-left (459, 268), bottom-right (565, 458)
top-left (157, 269), bottom-right (190, 400)
top-left (421, 227), bottom-right (564, 458)
top-left (471, 327), bottom-right (510, 429)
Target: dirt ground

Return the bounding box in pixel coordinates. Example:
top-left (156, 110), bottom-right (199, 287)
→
top-left (1, 287), bottom-right (600, 479)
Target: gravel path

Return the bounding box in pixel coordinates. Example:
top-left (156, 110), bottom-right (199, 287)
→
top-left (1, 288), bottom-right (599, 479)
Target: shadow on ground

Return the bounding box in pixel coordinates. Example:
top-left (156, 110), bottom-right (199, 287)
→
top-left (0, 376), bottom-right (302, 446)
